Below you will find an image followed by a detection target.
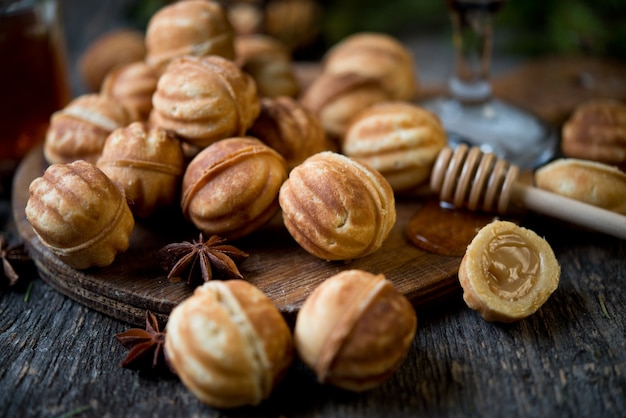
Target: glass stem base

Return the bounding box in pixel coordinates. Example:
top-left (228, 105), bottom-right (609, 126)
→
top-left (422, 96), bottom-right (558, 169)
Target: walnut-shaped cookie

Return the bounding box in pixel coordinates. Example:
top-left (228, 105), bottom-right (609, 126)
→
top-left (295, 269), bottom-right (417, 392)
top-left (101, 61), bottom-right (159, 121)
top-left (279, 151), bottom-right (396, 261)
top-left (227, 1), bottom-right (264, 36)
top-left (264, 0), bottom-right (322, 52)
top-left (78, 29), bottom-right (146, 92)
top-left (165, 280), bottom-right (294, 409)
top-left (150, 55), bottom-right (260, 148)
top-left (300, 72), bottom-right (391, 141)
top-left (235, 34), bottom-right (300, 98)
top-left (181, 137), bottom-right (287, 240)
top-left (25, 160), bottom-right (135, 269)
top-left (322, 32), bottom-right (418, 101)
top-left (535, 158), bottom-right (626, 215)
top-left (145, 0), bottom-right (236, 74)
top-left (44, 93), bottom-right (135, 165)
top-left (247, 96), bottom-right (329, 171)
top-left (96, 122), bottom-right (185, 218)
top-left (561, 98), bottom-right (626, 169)
top-left (342, 101), bottom-right (446, 192)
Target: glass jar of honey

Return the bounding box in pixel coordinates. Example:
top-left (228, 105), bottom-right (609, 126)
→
top-left (0, 0), bottom-right (70, 196)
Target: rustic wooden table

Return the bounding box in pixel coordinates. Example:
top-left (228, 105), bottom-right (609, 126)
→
top-left (2, 199), bottom-right (625, 418)
top-left (1, 1), bottom-right (626, 417)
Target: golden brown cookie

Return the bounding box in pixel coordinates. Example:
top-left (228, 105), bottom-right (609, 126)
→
top-left (295, 269), bottom-right (417, 392)
top-left (101, 61), bottom-right (159, 121)
top-left (165, 280), bottom-right (293, 409)
top-left (44, 93), bottom-right (135, 165)
top-left (535, 158), bottom-right (626, 215)
top-left (25, 160), bottom-right (135, 269)
top-left (561, 98), bottom-right (626, 170)
top-left (227, 2), bottom-right (264, 36)
top-left (235, 34), bottom-right (299, 98)
top-left (97, 122), bottom-right (185, 218)
top-left (342, 101), bottom-right (446, 192)
top-left (300, 72), bottom-right (391, 141)
top-left (150, 55), bottom-right (260, 148)
top-left (322, 32), bottom-right (418, 101)
top-left (279, 151), bottom-right (396, 261)
top-left (145, 0), bottom-right (235, 74)
top-left (247, 96), bottom-right (329, 170)
top-left (264, 0), bottom-right (322, 51)
top-left (181, 137), bottom-right (287, 240)
top-left (78, 29), bottom-right (146, 92)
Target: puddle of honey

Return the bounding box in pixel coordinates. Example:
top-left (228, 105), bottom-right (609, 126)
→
top-left (406, 199), bottom-right (497, 257)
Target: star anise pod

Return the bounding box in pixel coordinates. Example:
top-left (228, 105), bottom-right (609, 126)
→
top-left (0, 234), bottom-right (33, 287)
top-left (115, 310), bottom-right (169, 371)
top-left (159, 234), bottom-right (249, 285)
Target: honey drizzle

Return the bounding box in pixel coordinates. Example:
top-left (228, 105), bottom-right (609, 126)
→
top-left (406, 199), bottom-right (497, 257)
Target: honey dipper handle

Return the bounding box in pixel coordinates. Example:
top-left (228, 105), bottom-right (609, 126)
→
top-left (511, 183), bottom-right (626, 240)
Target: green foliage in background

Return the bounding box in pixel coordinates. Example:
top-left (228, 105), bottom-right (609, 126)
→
top-left (498, 0), bottom-right (626, 58)
top-left (319, 0), bottom-right (448, 42)
top-left (321, 0), bottom-right (626, 58)
top-left (124, 0), bottom-right (626, 59)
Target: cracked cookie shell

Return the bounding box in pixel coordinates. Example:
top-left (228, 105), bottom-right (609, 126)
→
top-left (458, 220), bottom-right (560, 323)
top-left (279, 151), bottom-right (396, 261)
top-left (25, 160), bottom-right (135, 269)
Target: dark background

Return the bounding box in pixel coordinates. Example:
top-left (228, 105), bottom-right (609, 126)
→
top-left (104, 0), bottom-right (626, 57)
top-left (60, 0), bottom-right (626, 96)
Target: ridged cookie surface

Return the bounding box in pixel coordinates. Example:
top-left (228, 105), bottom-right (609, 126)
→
top-left (279, 151), bottom-right (395, 260)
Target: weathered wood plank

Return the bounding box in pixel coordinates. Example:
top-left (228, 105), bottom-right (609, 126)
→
top-left (2, 208), bottom-right (624, 417)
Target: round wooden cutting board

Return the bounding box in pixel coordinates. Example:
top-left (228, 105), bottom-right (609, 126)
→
top-left (12, 147), bottom-right (462, 327)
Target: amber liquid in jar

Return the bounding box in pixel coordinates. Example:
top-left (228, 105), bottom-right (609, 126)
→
top-left (0, 1), bottom-right (70, 194)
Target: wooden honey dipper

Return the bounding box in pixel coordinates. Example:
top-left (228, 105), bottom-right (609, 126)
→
top-left (430, 144), bottom-right (626, 240)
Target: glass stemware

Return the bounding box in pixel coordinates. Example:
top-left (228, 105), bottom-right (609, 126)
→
top-left (422, 0), bottom-right (557, 169)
